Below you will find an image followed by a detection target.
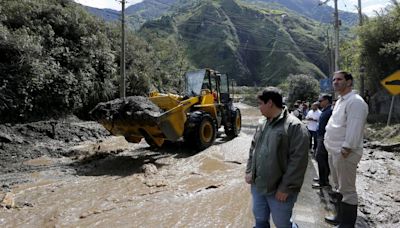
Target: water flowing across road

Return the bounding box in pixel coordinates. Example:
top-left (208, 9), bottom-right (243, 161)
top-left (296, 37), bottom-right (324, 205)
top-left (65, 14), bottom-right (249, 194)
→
top-left (1, 103), bottom-right (375, 227)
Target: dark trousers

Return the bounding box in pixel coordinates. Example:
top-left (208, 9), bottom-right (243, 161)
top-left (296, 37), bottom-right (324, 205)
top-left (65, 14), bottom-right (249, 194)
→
top-left (309, 130), bottom-right (318, 150)
top-left (316, 138), bottom-right (330, 186)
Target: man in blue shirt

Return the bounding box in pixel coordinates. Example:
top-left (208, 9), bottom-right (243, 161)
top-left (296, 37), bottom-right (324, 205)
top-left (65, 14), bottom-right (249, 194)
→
top-left (312, 94), bottom-right (333, 189)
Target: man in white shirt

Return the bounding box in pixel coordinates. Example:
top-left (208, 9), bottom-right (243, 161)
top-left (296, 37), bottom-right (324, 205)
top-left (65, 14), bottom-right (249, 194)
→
top-left (305, 102), bottom-right (321, 153)
top-left (324, 71), bottom-right (368, 227)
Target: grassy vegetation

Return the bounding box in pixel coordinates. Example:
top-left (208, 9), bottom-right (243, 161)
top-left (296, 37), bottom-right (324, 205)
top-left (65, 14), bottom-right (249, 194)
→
top-left (233, 86), bottom-right (263, 106)
top-left (365, 123), bottom-right (400, 144)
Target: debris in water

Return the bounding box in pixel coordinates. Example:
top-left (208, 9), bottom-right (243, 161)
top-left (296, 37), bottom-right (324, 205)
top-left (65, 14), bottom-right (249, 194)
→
top-left (1, 192), bottom-right (15, 209)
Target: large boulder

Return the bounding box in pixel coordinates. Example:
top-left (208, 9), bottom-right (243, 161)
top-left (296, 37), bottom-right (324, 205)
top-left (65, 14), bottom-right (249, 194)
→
top-left (90, 96), bottom-right (162, 122)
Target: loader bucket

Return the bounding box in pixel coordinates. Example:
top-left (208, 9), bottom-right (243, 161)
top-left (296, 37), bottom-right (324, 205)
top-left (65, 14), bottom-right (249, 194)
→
top-left (92, 95), bottom-right (198, 147)
top-left (149, 95), bottom-right (198, 141)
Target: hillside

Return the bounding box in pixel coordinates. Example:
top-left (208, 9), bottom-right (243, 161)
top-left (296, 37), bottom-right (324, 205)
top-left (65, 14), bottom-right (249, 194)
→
top-left (83, 6), bottom-right (120, 21)
top-left (126, 0), bottom-right (177, 30)
top-left (140, 0), bottom-right (329, 85)
top-left (245, 0), bottom-right (358, 26)
top-left (83, 0), bottom-right (357, 28)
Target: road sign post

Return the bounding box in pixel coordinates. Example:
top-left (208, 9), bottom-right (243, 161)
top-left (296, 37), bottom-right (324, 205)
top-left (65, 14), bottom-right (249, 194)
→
top-left (381, 71), bottom-right (400, 126)
top-left (320, 78), bottom-right (332, 93)
top-left (387, 96), bottom-right (395, 126)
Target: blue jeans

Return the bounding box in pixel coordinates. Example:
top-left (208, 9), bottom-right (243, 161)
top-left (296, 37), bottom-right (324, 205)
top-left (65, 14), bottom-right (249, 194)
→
top-left (251, 185), bottom-right (298, 228)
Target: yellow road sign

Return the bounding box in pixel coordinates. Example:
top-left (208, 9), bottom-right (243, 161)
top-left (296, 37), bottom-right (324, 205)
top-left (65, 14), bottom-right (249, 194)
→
top-left (381, 70), bottom-right (400, 95)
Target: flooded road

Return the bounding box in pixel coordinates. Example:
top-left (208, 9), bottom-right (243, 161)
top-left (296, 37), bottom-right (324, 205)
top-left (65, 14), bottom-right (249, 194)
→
top-left (1, 103), bottom-right (395, 227)
top-left (0, 104), bottom-right (257, 227)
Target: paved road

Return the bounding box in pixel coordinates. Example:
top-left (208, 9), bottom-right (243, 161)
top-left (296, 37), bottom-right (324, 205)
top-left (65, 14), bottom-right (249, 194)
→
top-left (292, 158), bottom-right (332, 228)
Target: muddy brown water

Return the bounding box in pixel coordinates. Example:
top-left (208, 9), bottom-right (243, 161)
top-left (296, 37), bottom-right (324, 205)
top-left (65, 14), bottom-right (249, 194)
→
top-left (0, 104), bottom-right (256, 227)
top-left (0, 103), bottom-right (399, 227)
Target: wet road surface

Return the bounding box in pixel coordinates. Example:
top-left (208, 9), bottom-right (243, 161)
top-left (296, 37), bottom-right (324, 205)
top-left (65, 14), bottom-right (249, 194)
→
top-left (0, 103), bottom-right (342, 227)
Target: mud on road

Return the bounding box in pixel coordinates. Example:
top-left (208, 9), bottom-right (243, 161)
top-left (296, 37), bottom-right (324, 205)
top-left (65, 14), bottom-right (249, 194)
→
top-left (0, 104), bottom-right (257, 227)
top-left (0, 103), bottom-right (399, 227)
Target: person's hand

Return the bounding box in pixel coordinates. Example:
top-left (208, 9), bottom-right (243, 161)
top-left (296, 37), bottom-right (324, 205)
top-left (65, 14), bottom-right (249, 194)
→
top-left (245, 173), bottom-right (252, 184)
top-left (341, 147), bottom-right (351, 158)
top-left (275, 191), bottom-right (289, 202)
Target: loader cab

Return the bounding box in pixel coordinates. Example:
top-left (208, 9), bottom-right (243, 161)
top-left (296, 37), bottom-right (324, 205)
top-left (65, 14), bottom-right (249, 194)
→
top-left (183, 68), bottom-right (241, 149)
top-left (185, 69), bottom-right (206, 97)
top-left (217, 73), bottom-right (233, 104)
top-left (184, 68), bottom-right (234, 105)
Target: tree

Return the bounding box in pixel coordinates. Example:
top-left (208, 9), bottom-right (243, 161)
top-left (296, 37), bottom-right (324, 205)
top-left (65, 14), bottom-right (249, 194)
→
top-left (358, 1), bottom-right (400, 94)
top-left (286, 74), bottom-right (320, 105)
top-left (0, 0), bottom-right (181, 122)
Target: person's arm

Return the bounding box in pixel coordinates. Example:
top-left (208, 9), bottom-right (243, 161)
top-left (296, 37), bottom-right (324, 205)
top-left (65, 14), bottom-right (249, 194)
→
top-left (306, 111), bottom-right (318, 121)
top-left (245, 121), bottom-right (264, 183)
top-left (277, 122), bottom-right (309, 194)
top-left (342, 99), bottom-right (368, 152)
top-left (245, 139), bottom-right (255, 174)
top-left (305, 111), bottom-right (311, 120)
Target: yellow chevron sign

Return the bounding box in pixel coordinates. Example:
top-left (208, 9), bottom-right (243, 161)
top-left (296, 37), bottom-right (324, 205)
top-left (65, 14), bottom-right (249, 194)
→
top-left (381, 70), bottom-right (400, 95)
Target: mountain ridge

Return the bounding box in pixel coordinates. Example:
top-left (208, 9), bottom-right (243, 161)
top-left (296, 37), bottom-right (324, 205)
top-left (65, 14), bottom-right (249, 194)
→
top-left (139, 0), bottom-right (329, 85)
top-left (77, 0), bottom-right (350, 86)
top-left (80, 0), bottom-right (357, 28)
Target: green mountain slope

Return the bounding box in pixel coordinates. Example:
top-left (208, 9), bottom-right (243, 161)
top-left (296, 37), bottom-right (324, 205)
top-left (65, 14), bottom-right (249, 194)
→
top-left (140, 0), bottom-right (328, 86)
top-left (83, 0), bottom-right (357, 29)
top-left (245, 0), bottom-right (358, 26)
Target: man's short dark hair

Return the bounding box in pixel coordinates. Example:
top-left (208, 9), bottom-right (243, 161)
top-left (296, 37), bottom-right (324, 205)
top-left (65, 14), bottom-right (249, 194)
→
top-left (335, 70), bottom-right (353, 85)
top-left (257, 87), bottom-right (283, 108)
top-left (320, 93), bottom-right (332, 103)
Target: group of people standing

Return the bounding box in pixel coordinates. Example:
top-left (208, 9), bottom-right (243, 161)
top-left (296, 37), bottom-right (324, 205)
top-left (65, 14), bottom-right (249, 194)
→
top-left (245, 71), bottom-right (369, 228)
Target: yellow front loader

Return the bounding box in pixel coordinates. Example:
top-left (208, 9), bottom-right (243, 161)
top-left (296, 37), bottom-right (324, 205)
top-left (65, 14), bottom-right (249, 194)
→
top-left (97, 69), bottom-right (241, 151)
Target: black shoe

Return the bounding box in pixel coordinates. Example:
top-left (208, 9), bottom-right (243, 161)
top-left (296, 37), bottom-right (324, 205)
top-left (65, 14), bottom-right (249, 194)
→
top-left (312, 183), bottom-right (330, 189)
top-left (325, 215), bottom-right (340, 226)
top-left (313, 177), bottom-right (319, 182)
top-left (328, 191), bottom-right (341, 198)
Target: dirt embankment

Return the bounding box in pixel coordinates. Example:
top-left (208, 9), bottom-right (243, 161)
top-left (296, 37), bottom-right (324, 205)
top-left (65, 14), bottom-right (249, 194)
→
top-left (0, 116), bottom-right (110, 178)
top-left (0, 96), bottom-right (162, 177)
top-left (364, 124), bottom-right (400, 152)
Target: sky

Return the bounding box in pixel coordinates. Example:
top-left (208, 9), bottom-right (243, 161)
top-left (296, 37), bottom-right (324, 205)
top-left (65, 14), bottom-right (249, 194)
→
top-left (74, 0), bottom-right (143, 10)
top-left (328, 0), bottom-right (393, 16)
top-left (74, 0), bottom-right (393, 16)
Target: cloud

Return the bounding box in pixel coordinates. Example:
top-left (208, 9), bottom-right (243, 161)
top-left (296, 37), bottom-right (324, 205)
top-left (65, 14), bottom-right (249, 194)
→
top-left (74, 0), bottom-right (143, 10)
top-left (363, 3), bottom-right (391, 16)
top-left (329, 0), bottom-right (391, 15)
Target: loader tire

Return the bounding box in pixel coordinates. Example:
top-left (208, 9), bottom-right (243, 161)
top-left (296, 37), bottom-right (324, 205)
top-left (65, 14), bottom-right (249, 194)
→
top-left (225, 108), bottom-right (241, 138)
top-left (184, 111), bottom-right (216, 151)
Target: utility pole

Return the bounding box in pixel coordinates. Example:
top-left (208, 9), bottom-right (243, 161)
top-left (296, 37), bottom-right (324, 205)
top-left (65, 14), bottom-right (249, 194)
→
top-left (358, 0), bottom-right (365, 97)
top-left (326, 28), bottom-right (333, 76)
top-left (119, 0), bottom-right (126, 98)
top-left (358, 0), bottom-right (363, 26)
top-left (326, 29), bottom-right (335, 77)
top-left (333, 0), bottom-right (340, 71)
